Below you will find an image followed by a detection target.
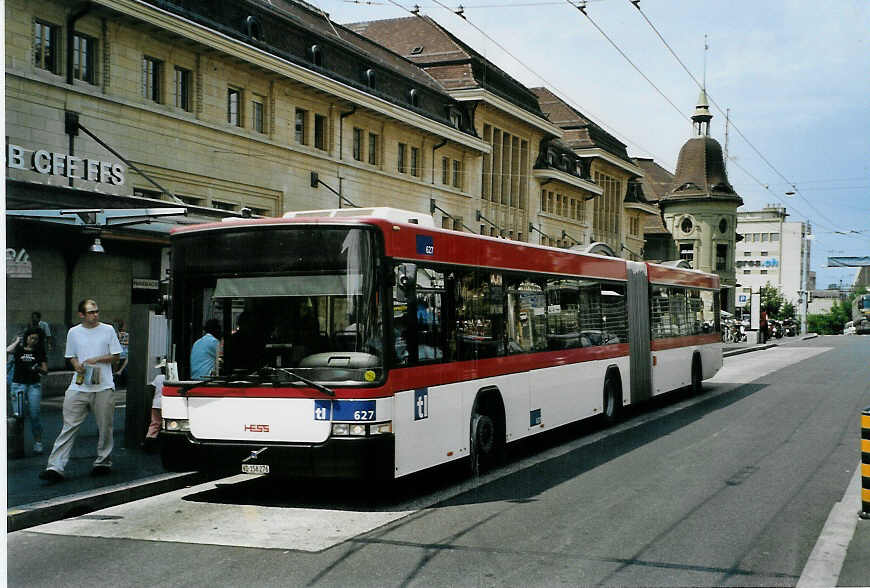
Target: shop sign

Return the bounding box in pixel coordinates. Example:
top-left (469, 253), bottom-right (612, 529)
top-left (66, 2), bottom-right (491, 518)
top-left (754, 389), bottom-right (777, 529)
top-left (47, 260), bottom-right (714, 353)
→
top-left (132, 278), bottom-right (159, 290)
top-left (6, 248), bottom-right (32, 279)
top-left (6, 144), bottom-right (125, 186)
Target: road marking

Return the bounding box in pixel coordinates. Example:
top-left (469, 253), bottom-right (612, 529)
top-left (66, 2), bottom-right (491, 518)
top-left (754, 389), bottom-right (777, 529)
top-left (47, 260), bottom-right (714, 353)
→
top-left (796, 463), bottom-right (861, 588)
top-left (31, 475), bottom-right (416, 552)
top-left (29, 346), bottom-right (833, 553)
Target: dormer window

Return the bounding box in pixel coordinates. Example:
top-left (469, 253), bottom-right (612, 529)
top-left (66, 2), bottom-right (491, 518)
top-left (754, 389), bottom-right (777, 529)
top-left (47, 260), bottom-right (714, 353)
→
top-left (308, 44), bottom-right (323, 67)
top-left (449, 110), bottom-right (462, 128)
top-left (410, 46), bottom-right (424, 55)
top-left (408, 88), bottom-right (420, 107)
top-left (560, 155), bottom-right (570, 171)
top-left (245, 16), bottom-right (262, 40)
top-left (364, 68), bottom-right (376, 89)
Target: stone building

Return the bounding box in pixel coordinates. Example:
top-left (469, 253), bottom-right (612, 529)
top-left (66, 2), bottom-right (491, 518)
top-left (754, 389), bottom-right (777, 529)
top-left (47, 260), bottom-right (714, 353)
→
top-left (657, 91), bottom-right (743, 310)
top-left (347, 15), bottom-right (598, 245)
top-left (531, 88), bottom-right (657, 258)
top-left (5, 0), bottom-right (488, 363)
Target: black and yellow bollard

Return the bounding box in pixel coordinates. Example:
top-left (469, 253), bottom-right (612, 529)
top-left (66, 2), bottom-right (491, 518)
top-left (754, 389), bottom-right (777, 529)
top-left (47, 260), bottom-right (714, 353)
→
top-left (861, 406), bottom-right (870, 519)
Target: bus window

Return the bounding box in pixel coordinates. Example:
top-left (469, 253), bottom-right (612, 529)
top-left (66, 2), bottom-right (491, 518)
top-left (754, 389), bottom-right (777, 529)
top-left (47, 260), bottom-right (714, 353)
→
top-left (650, 286), bottom-right (671, 339)
top-left (668, 288), bottom-right (688, 336)
top-left (455, 270), bottom-right (506, 360)
top-left (414, 266), bottom-right (445, 363)
top-left (600, 283), bottom-right (628, 344)
top-left (546, 278), bottom-right (581, 349)
top-left (506, 277), bottom-right (546, 354)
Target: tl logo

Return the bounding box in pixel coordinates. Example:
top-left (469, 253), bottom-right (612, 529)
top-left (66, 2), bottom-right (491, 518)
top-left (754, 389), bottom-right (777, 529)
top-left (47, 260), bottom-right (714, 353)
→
top-left (244, 424), bottom-right (270, 432)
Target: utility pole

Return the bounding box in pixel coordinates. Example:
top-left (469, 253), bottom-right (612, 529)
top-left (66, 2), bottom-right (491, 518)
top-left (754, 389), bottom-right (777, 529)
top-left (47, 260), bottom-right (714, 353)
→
top-left (800, 224), bottom-right (812, 335)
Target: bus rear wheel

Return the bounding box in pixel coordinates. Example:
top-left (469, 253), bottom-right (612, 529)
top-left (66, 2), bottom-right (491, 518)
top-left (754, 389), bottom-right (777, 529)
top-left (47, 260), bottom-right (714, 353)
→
top-left (691, 355), bottom-right (703, 395)
top-left (602, 376), bottom-right (622, 424)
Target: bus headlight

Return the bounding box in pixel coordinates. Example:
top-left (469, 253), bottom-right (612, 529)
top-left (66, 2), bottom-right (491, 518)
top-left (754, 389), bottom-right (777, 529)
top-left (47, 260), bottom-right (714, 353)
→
top-left (163, 418), bottom-right (190, 432)
top-left (331, 421), bottom-right (392, 436)
top-left (368, 422), bottom-right (392, 435)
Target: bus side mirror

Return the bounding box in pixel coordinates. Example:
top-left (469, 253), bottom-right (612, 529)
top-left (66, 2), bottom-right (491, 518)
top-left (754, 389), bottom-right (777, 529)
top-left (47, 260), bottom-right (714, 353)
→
top-left (395, 263), bottom-right (416, 302)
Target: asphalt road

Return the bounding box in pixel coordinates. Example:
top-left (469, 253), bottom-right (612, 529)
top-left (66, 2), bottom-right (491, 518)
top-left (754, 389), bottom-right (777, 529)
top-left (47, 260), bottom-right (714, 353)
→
top-left (8, 336), bottom-right (870, 587)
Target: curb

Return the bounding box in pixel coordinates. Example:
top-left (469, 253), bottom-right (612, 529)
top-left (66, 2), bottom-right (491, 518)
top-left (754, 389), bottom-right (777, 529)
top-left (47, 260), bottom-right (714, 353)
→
top-left (7, 471), bottom-right (205, 532)
top-left (723, 343), bottom-right (778, 358)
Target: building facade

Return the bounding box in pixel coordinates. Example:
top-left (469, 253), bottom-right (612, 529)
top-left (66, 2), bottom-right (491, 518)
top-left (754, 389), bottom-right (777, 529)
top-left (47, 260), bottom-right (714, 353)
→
top-left (735, 205), bottom-right (812, 310)
top-left (5, 0), bottom-right (488, 363)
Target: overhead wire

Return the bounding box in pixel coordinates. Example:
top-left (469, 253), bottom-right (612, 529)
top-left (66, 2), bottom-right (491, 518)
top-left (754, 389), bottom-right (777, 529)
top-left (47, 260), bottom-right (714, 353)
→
top-left (626, 0), bottom-right (842, 230)
top-left (380, 0), bottom-right (675, 165)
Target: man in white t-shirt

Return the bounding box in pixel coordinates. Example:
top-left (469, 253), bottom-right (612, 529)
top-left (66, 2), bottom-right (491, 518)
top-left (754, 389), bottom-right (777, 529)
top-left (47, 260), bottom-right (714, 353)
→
top-left (39, 299), bottom-right (122, 482)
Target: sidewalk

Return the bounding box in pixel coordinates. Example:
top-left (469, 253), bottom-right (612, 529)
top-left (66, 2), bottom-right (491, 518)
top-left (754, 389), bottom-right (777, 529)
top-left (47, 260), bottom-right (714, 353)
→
top-left (7, 388), bottom-right (202, 531)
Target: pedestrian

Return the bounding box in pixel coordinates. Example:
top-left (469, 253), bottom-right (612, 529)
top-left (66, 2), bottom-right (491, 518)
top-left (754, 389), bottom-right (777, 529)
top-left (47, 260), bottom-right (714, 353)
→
top-left (143, 357), bottom-right (166, 452)
top-left (39, 299), bottom-right (122, 483)
top-left (30, 311), bottom-right (53, 353)
top-left (7, 328), bottom-right (48, 455)
top-left (190, 318), bottom-right (221, 379)
top-left (113, 319), bottom-right (129, 387)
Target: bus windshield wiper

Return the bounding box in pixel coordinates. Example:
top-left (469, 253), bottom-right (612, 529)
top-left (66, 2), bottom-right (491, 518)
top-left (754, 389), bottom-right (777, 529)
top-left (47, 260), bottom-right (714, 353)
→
top-left (176, 373), bottom-right (258, 395)
top-left (258, 366), bottom-right (335, 397)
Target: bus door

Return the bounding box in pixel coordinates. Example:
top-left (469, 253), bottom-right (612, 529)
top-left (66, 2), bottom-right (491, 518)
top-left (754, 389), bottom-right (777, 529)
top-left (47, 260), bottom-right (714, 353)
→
top-left (626, 261), bottom-right (651, 404)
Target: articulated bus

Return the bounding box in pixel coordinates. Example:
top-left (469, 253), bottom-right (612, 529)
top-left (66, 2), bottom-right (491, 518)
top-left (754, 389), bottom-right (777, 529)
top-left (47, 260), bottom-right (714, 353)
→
top-left (160, 208), bottom-right (722, 479)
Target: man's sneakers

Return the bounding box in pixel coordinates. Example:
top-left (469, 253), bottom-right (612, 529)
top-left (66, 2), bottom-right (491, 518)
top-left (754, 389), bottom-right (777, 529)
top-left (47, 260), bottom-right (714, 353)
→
top-left (90, 464), bottom-right (112, 477)
top-left (33, 441), bottom-right (43, 454)
top-left (38, 469), bottom-right (65, 483)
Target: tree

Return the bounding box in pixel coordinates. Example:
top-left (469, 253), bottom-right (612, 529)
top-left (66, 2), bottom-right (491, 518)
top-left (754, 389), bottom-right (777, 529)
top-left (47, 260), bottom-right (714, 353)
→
top-left (806, 286), bottom-right (868, 334)
top-left (780, 300), bottom-right (796, 321)
top-left (759, 282), bottom-right (786, 319)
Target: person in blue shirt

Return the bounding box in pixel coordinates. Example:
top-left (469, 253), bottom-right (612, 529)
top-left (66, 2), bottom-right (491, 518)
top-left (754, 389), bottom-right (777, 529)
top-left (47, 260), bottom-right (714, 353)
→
top-left (190, 319), bottom-right (221, 379)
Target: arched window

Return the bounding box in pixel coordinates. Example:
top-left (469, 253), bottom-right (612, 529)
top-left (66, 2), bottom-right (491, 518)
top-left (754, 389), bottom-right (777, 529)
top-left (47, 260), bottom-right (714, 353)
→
top-left (308, 44), bottom-right (323, 67)
top-left (408, 88), bottom-right (419, 107)
top-left (245, 16), bottom-right (262, 40)
top-left (364, 68), bottom-right (376, 89)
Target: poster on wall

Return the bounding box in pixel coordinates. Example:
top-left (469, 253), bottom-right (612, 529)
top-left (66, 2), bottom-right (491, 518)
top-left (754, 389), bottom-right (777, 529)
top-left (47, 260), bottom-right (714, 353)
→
top-left (6, 248), bottom-right (32, 278)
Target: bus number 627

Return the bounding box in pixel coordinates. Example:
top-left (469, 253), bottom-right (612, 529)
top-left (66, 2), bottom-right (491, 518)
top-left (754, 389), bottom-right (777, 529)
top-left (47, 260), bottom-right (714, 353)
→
top-left (354, 410), bottom-right (374, 421)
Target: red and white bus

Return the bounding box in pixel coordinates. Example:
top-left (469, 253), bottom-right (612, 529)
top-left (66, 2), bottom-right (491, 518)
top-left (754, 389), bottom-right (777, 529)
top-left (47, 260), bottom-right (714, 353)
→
top-left (160, 208), bottom-right (722, 479)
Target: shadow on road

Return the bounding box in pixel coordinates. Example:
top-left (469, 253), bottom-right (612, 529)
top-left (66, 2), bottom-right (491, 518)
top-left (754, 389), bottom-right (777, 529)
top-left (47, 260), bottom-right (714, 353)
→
top-left (180, 382), bottom-right (767, 511)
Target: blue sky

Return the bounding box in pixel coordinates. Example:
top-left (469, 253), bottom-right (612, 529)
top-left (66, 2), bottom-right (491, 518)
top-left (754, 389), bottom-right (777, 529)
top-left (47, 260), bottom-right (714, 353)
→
top-left (321, 0), bottom-right (869, 289)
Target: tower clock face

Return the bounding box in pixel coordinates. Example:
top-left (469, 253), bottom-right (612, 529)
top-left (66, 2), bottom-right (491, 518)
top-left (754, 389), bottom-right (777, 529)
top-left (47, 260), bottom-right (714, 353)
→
top-left (681, 217), bottom-right (693, 233)
top-left (719, 218), bottom-right (728, 233)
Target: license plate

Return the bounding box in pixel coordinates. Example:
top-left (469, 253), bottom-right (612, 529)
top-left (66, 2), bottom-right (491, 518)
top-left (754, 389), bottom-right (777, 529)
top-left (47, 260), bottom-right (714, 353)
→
top-left (241, 464), bottom-right (270, 474)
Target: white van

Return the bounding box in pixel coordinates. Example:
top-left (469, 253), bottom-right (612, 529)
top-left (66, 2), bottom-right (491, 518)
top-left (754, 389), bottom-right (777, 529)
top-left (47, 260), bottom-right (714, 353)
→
top-left (844, 321), bottom-right (856, 335)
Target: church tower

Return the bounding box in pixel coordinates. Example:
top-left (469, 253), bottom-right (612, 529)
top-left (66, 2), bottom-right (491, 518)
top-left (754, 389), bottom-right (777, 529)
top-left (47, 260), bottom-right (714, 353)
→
top-left (659, 90), bottom-right (743, 311)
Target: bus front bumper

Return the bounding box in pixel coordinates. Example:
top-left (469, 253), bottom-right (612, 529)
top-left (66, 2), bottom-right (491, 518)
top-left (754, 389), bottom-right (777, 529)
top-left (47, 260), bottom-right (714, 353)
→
top-left (160, 431), bottom-right (395, 480)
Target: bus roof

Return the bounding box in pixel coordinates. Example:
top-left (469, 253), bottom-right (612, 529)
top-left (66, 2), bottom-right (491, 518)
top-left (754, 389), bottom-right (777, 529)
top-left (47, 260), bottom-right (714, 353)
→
top-left (171, 212), bottom-right (720, 289)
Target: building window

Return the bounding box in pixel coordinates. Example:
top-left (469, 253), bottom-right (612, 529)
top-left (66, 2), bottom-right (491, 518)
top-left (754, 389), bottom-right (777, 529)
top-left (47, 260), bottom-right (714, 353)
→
top-left (716, 244), bottom-right (728, 271)
top-left (142, 56), bottom-right (162, 103)
top-left (368, 133), bottom-right (378, 165)
top-left (442, 157), bottom-right (450, 185)
top-left (410, 147), bottom-right (420, 177)
top-left (133, 187), bottom-right (162, 199)
top-left (679, 243), bottom-right (694, 266)
top-left (352, 128), bottom-right (363, 161)
top-left (680, 217), bottom-right (693, 234)
top-left (73, 34), bottom-right (96, 83)
top-left (771, 233), bottom-right (780, 241)
top-left (308, 44), bottom-right (323, 67)
top-left (452, 159), bottom-right (462, 188)
top-left (295, 108), bottom-right (307, 144)
top-left (314, 114), bottom-right (326, 150)
top-left (760, 251), bottom-right (768, 256)
top-left (227, 88), bottom-right (241, 126)
top-left (761, 233), bottom-right (769, 242)
top-left (176, 194), bottom-right (203, 206)
top-left (744, 269), bottom-right (751, 275)
top-left (719, 218), bottom-right (728, 234)
top-left (211, 201), bottom-right (237, 211)
top-left (760, 269), bottom-right (768, 275)
top-left (744, 251), bottom-right (751, 256)
top-left (174, 67), bottom-right (191, 111)
top-left (397, 143), bottom-right (407, 173)
top-left (251, 95), bottom-right (265, 133)
top-left (34, 21), bottom-right (60, 73)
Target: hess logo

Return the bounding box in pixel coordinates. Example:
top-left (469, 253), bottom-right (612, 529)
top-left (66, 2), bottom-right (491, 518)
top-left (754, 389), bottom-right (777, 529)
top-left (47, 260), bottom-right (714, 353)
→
top-left (244, 424), bottom-right (270, 432)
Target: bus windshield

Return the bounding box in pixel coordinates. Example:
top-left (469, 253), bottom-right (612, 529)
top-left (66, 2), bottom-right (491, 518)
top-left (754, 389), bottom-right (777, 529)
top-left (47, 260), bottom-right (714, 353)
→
top-left (171, 226), bottom-right (384, 384)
